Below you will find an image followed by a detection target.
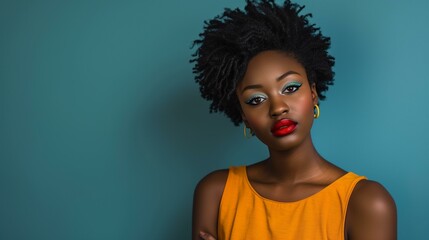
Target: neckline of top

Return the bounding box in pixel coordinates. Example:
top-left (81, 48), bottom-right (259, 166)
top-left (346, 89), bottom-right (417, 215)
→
top-left (242, 166), bottom-right (352, 204)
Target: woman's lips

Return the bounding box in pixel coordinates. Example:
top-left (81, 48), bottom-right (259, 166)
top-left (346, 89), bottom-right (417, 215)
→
top-left (271, 119), bottom-right (297, 137)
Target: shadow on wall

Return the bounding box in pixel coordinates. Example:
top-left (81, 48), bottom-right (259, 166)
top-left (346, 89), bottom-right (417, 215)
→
top-left (130, 66), bottom-right (238, 239)
top-left (140, 81), bottom-right (237, 168)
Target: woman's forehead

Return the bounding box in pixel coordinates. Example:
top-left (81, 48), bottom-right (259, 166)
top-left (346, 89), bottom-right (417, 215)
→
top-left (241, 51), bottom-right (307, 84)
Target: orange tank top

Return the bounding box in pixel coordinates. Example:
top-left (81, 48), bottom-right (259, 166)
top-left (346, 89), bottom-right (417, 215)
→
top-left (217, 166), bottom-right (366, 240)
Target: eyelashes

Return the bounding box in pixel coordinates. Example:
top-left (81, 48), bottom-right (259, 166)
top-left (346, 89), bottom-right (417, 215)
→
top-left (281, 81), bottom-right (302, 93)
top-left (244, 81), bottom-right (302, 106)
top-left (245, 93), bottom-right (267, 105)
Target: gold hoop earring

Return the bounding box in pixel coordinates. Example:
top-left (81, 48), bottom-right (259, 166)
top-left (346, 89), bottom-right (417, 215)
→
top-left (314, 104), bottom-right (320, 119)
top-left (243, 126), bottom-right (253, 139)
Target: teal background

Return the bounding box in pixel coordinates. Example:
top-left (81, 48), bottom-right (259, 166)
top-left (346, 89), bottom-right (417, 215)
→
top-left (1, 0), bottom-right (428, 239)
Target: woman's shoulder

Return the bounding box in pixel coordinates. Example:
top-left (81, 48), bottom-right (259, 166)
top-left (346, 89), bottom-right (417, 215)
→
top-left (194, 168), bottom-right (230, 196)
top-left (192, 168), bottom-right (230, 239)
top-left (349, 179), bottom-right (396, 213)
top-left (193, 168), bottom-right (232, 210)
top-left (346, 179), bottom-right (397, 238)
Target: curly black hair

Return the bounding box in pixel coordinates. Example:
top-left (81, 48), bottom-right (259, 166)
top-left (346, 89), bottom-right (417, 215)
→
top-left (191, 0), bottom-right (335, 126)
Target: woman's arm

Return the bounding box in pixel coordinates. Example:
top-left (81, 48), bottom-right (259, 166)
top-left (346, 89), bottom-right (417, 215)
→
top-left (192, 169), bottom-right (228, 240)
top-left (346, 180), bottom-right (397, 240)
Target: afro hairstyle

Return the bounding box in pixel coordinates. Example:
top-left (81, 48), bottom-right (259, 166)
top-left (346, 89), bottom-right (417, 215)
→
top-left (191, 0), bottom-right (335, 126)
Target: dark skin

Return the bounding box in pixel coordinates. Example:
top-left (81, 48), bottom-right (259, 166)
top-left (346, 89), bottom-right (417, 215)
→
top-left (192, 50), bottom-right (397, 240)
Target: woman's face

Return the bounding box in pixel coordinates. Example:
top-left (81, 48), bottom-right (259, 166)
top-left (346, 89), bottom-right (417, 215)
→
top-left (236, 50), bottom-right (318, 151)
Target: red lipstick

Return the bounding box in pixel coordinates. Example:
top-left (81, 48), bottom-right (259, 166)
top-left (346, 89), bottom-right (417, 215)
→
top-left (271, 119), bottom-right (297, 137)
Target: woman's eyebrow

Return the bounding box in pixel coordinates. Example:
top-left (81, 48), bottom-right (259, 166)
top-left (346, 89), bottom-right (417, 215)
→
top-left (241, 84), bottom-right (263, 93)
top-left (276, 70), bottom-right (300, 81)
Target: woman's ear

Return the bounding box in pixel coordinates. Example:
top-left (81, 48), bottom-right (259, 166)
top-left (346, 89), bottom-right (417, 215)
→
top-left (241, 112), bottom-right (250, 128)
top-left (237, 101), bottom-right (250, 127)
top-left (311, 83), bottom-right (319, 105)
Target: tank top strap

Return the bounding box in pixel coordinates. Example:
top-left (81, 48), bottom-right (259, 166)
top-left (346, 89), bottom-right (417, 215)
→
top-left (218, 166), bottom-right (248, 239)
top-left (333, 172), bottom-right (367, 200)
top-left (335, 172), bottom-right (367, 218)
top-left (228, 165), bottom-right (246, 180)
top-left (220, 166), bottom-right (247, 201)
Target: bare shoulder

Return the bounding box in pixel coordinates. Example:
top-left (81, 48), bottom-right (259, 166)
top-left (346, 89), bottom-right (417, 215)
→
top-left (346, 180), bottom-right (397, 240)
top-left (192, 169), bottom-right (229, 240)
top-left (194, 169), bottom-right (229, 198)
top-left (350, 180), bottom-right (396, 216)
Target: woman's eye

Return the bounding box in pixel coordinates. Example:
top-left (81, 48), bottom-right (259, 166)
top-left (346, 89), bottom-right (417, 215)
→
top-left (245, 96), bottom-right (266, 105)
top-left (284, 86), bottom-right (298, 92)
top-left (282, 82), bottom-right (302, 93)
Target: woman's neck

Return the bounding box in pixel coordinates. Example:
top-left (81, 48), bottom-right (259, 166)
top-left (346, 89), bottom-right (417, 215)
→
top-left (265, 136), bottom-right (328, 183)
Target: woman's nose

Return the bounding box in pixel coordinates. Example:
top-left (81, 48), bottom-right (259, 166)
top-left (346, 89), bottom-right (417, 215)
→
top-left (269, 96), bottom-right (289, 118)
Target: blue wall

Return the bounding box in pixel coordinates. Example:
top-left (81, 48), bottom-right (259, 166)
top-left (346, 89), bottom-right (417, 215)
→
top-left (1, 0), bottom-right (428, 239)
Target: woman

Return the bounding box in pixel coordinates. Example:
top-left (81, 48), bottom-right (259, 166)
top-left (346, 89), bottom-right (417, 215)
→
top-left (191, 1), bottom-right (396, 239)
